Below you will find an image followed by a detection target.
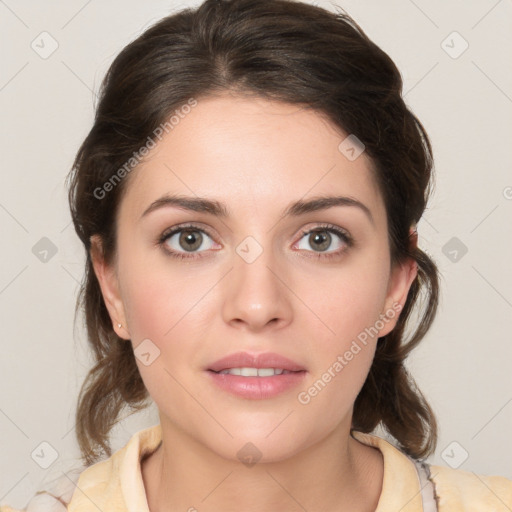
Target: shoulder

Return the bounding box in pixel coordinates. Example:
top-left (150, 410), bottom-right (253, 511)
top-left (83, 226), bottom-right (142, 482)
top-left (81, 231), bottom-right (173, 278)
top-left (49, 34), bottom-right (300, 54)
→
top-left (0, 491), bottom-right (69, 512)
top-left (0, 462), bottom-right (83, 512)
top-left (430, 463), bottom-right (512, 511)
top-left (11, 492), bottom-right (69, 512)
top-left (1, 424), bottom-right (163, 512)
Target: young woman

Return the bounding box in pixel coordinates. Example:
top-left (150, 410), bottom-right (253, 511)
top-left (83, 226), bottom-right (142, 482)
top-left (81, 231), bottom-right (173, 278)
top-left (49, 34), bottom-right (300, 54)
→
top-left (2, 0), bottom-right (511, 511)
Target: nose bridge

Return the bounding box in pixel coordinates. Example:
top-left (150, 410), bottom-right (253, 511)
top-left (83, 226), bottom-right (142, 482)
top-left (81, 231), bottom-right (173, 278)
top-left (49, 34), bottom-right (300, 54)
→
top-left (221, 233), bottom-right (292, 330)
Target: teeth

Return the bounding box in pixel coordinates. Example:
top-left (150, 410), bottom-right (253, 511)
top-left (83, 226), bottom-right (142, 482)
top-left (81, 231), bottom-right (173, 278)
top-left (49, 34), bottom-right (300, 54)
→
top-left (218, 367), bottom-right (288, 376)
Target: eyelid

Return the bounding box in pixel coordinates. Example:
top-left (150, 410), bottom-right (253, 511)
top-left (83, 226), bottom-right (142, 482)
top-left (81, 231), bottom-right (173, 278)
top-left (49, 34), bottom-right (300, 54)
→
top-left (159, 222), bottom-right (216, 241)
top-left (157, 221), bottom-right (353, 260)
top-left (296, 222), bottom-right (352, 241)
top-left (293, 222), bottom-right (353, 256)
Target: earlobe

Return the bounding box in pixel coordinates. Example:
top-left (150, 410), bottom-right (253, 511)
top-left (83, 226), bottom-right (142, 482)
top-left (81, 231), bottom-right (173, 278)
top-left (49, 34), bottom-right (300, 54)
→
top-left (387, 257), bottom-right (418, 312)
top-left (377, 257), bottom-right (417, 338)
top-left (89, 235), bottom-right (130, 339)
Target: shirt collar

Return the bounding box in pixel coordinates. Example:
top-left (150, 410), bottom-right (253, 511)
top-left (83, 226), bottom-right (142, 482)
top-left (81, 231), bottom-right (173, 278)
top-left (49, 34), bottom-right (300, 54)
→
top-left (68, 424), bottom-right (423, 512)
top-left (351, 430), bottom-right (424, 511)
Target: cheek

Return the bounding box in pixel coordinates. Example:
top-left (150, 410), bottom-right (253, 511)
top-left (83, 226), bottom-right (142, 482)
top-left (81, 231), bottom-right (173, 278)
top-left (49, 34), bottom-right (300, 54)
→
top-left (294, 254), bottom-right (390, 415)
top-left (118, 253), bottom-right (219, 394)
top-left (304, 252), bottom-right (390, 344)
top-left (118, 257), bottom-right (213, 417)
top-left (119, 251), bottom-right (209, 342)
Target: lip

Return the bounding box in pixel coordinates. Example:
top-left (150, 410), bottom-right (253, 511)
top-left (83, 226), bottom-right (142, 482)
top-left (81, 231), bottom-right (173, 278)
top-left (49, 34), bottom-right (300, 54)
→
top-left (206, 351), bottom-right (306, 373)
top-left (206, 370), bottom-right (307, 400)
top-left (205, 351), bottom-right (307, 400)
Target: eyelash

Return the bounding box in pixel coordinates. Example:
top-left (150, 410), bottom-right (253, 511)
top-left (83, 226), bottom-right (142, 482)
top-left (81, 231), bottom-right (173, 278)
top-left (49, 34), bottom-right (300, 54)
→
top-left (157, 223), bottom-right (353, 261)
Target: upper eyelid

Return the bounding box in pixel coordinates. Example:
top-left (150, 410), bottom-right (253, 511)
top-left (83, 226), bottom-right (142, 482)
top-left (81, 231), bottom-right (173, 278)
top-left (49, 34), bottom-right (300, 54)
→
top-left (159, 223), bottom-right (218, 249)
top-left (161, 222), bottom-right (350, 245)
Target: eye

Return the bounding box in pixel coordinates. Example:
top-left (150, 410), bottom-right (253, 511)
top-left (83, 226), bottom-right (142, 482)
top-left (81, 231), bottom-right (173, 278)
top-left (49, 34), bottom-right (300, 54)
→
top-left (158, 224), bottom-right (218, 259)
top-left (294, 224), bottom-right (353, 259)
top-left (157, 222), bottom-right (353, 261)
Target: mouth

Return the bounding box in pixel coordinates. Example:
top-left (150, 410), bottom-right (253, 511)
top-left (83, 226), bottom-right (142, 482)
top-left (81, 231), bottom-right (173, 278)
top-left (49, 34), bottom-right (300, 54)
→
top-left (205, 352), bottom-right (307, 399)
top-left (206, 351), bottom-right (306, 374)
top-left (206, 367), bottom-right (307, 400)
top-left (208, 367), bottom-right (304, 377)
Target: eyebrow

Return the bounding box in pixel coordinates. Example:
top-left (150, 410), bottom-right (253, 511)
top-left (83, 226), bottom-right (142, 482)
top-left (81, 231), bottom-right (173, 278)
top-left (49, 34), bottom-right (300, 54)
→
top-left (140, 193), bottom-right (374, 225)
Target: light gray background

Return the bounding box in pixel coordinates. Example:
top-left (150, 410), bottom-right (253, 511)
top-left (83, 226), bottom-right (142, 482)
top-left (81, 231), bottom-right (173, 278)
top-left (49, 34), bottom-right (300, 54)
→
top-left (1, 0), bottom-right (511, 507)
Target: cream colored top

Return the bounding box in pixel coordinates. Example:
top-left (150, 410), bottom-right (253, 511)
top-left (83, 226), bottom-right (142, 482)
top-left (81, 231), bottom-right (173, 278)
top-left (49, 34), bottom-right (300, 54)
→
top-left (2, 423), bottom-right (512, 511)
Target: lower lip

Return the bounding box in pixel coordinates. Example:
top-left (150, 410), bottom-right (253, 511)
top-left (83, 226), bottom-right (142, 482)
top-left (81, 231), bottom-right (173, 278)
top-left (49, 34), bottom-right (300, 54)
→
top-left (206, 370), bottom-right (307, 400)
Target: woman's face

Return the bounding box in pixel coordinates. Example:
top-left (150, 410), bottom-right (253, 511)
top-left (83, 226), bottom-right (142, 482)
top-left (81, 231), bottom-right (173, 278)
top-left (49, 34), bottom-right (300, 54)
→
top-left (93, 93), bottom-right (416, 462)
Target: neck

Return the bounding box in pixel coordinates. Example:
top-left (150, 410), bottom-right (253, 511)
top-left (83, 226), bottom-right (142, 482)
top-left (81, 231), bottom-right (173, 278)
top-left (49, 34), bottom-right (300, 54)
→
top-left (141, 418), bottom-right (383, 512)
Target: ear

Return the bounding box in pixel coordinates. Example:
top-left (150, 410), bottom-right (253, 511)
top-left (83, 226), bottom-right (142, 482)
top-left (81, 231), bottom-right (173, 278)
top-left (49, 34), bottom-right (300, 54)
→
top-left (377, 227), bottom-right (419, 338)
top-left (89, 234), bottom-right (130, 339)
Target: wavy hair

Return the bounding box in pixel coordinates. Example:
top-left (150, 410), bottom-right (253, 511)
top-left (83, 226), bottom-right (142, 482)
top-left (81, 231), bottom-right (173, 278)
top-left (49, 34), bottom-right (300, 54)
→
top-left (67, 0), bottom-right (439, 466)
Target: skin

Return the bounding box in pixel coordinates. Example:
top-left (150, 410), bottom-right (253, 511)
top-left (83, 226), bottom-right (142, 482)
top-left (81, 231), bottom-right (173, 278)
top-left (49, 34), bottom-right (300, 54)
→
top-left (91, 92), bottom-right (417, 512)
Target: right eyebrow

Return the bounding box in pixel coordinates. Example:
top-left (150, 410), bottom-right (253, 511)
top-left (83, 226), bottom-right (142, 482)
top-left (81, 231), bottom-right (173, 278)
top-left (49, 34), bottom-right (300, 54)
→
top-left (141, 194), bottom-right (228, 219)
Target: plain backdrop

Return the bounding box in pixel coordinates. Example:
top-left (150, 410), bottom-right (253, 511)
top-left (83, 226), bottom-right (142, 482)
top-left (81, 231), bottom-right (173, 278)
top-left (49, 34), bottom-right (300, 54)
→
top-left (1, 0), bottom-right (511, 507)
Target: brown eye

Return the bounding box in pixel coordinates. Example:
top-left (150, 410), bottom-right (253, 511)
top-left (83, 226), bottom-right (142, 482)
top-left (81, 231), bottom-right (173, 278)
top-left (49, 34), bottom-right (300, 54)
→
top-left (293, 224), bottom-right (353, 260)
top-left (178, 230), bottom-right (203, 252)
top-left (308, 231), bottom-right (331, 252)
top-left (160, 225), bottom-right (217, 258)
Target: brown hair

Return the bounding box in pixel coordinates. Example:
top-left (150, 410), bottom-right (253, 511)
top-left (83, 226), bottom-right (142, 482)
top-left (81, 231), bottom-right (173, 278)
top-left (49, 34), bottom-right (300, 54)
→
top-left (67, 0), bottom-right (439, 466)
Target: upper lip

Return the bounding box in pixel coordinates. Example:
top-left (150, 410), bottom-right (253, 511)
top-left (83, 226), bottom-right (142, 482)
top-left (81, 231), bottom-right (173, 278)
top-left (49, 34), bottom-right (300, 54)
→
top-left (207, 351), bottom-right (306, 372)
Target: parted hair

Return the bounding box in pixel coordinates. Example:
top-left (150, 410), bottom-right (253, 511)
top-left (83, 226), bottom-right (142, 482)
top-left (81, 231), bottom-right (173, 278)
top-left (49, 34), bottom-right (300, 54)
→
top-left (67, 0), bottom-right (439, 466)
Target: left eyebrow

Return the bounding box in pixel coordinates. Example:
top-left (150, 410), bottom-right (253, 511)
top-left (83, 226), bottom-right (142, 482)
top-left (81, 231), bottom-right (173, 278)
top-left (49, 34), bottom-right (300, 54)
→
top-left (282, 195), bottom-right (374, 225)
top-left (140, 193), bottom-right (374, 226)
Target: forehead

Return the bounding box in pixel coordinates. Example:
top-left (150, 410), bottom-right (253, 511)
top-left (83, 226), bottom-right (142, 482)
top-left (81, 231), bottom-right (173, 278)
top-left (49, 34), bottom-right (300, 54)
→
top-left (119, 93), bottom-right (385, 225)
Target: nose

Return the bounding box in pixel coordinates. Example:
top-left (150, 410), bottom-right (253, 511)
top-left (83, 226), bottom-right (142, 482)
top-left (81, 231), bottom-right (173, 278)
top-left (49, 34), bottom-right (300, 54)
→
top-left (221, 241), bottom-right (293, 332)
